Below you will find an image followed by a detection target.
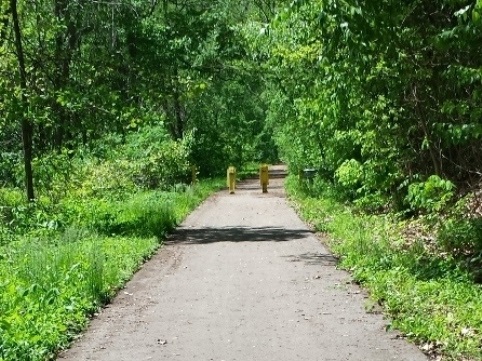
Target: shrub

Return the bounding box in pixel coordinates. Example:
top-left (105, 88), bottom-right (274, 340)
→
top-left (335, 159), bottom-right (364, 188)
top-left (79, 160), bottom-right (136, 198)
top-left (406, 175), bottom-right (455, 214)
top-left (120, 125), bottom-right (191, 189)
top-left (129, 140), bottom-right (190, 190)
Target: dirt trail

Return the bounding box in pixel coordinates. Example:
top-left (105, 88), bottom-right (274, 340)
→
top-left (59, 168), bottom-right (427, 361)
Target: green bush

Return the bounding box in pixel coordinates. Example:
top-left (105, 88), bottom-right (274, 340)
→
top-left (65, 192), bottom-right (176, 239)
top-left (0, 152), bottom-right (22, 187)
top-left (335, 159), bottom-right (364, 188)
top-left (0, 188), bottom-right (24, 208)
top-left (120, 125), bottom-right (191, 189)
top-left (129, 140), bottom-right (190, 189)
top-left (79, 160), bottom-right (136, 198)
top-left (406, 175), bottom-right (455, 214)
top-left (72, 125), bottom-right (191, 194)
top-left (101, 193), bottom-right (176, 238)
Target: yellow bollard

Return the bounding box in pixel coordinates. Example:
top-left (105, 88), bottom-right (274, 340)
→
top-left (227, 166), bottom-right (236, 194)
top-left (260, 164), bottom-right (269, 193)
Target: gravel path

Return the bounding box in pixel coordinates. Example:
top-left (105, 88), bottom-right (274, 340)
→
top-left (58, 172), bottom-right (427, 361)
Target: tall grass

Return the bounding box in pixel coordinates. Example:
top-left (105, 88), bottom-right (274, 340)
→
top-left (0, 179), bottom-right (224, 361)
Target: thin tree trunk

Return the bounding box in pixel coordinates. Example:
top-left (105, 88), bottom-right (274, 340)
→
top-left (11, 0), bottom-right (35, 200)
top-left (53, 0), bottom-right (77, 149)
top-left (172, 67), bottom-right (184, 139)
top-left (412, 84), bottom-right (441, 176)
top-left (173, 91), bottom-right (184, 139)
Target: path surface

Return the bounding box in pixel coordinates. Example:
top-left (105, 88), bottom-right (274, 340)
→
top-left (59, 168), bottom-right (427, 361)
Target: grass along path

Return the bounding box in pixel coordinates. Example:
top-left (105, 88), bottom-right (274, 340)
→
top-left (0, 179), bottom-right (223, 361)
top-left (285, 175), bottom-right (482, 361)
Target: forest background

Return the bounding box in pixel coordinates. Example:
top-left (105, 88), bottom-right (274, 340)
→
top-left (1, 0), bottom-right (482, 360)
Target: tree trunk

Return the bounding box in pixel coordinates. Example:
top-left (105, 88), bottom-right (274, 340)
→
top-left (53, 0), bottom-right (78, 149)
top-left (11, 0), bottom-right (35, 201)
top-left (412, 84), bottom-right (442, 176)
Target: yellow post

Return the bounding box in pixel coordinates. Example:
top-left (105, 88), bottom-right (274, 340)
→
top-left (227, 166), bottom-right (236, 194)
top-left (260, 164), bottom-right (269, 193)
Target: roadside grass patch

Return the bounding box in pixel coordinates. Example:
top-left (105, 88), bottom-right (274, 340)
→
top-left (0, 234), bottom-right (158, 361)
top-left (286, 175), bottom-right (482, 361)
top-left (0, 179), bottom-right (223, 361)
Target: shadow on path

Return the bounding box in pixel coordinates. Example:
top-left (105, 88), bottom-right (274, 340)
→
top-left (282, 252), bottom-right (339, 266)
top-left (166, 226), bottom-right (312, 245)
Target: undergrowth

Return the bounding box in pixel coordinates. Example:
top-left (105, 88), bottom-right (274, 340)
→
top-left (286, 175), bottom-right (482, 361)
top-left (0, 128), bottom-right (224, 361)
top-left (0, 179), bottom-right (222, 361)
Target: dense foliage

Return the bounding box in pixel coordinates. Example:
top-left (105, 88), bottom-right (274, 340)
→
top-left (250, 0), bottom-right (482, 291)
top-left (0, 0), bottom-right (278, 199)
top-left (255, 0), bottom-right (482, 209)
top-left (253, 2), bottom-right (482, 359)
